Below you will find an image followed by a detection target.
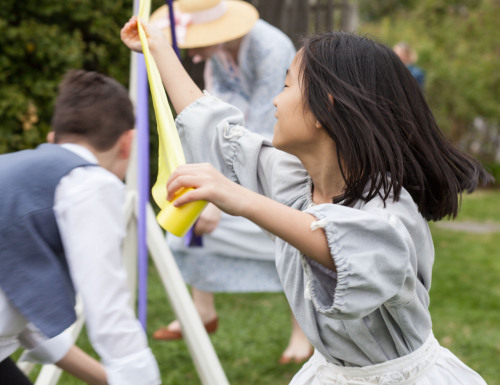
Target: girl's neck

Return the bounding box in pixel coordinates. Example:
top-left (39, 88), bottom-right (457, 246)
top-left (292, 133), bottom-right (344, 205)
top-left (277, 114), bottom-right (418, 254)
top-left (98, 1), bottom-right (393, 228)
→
top-left (300, 151), bottom-right (345, 204)
top-left (310, 172), bottom-right (345, 204)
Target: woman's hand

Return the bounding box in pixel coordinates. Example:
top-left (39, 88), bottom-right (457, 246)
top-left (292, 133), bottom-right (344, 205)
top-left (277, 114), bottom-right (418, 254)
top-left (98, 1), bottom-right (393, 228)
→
top-left (167, 163), bottom-right (248, 217)
top-left (193, 203), bottom-right (222, 236)
top-left (120, 16), bottom-right (167, 53)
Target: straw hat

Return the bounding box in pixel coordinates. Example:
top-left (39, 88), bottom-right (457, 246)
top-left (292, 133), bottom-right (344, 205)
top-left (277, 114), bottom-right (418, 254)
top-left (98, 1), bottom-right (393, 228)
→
top-left (149, 0), bottom-right (259, 49)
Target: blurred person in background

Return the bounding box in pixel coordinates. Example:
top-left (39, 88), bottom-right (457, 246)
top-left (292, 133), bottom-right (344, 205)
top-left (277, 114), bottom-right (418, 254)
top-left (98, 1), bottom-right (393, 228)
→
top-left (394, 41), bottom-right (425, 89)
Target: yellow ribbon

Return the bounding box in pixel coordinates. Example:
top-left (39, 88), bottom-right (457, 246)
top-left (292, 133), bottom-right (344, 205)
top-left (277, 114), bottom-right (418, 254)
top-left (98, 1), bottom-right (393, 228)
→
top-left (137, 0), bottom-right (207, 236)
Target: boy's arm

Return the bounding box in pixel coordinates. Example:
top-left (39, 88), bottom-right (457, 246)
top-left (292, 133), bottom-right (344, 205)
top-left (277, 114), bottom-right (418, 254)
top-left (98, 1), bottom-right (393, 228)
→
top-left (56, 345), bottom-right (107, 385)
top-left (55, 168), bottom-right (160, 385)
top-left (18, 328), bottom-right (107, 385)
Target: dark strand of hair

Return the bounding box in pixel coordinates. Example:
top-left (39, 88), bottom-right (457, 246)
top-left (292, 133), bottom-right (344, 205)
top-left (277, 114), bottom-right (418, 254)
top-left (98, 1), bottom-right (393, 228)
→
top-left (299, 32), bottom-right (493, 221)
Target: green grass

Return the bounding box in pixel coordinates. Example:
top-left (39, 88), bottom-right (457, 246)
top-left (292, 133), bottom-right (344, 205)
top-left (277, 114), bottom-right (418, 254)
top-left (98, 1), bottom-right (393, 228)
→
top-left (428, 189), bottom-right (500, 385)
top-left (455, 189), bottom-right (500, 221)
top-left (22, 189), bottom-right (500, 384)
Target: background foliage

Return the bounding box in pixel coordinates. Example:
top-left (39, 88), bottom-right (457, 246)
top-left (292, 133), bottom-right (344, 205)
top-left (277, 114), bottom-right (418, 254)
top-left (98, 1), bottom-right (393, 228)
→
top-left (1, 0), bottom-right (499, 183)
top-left (359, 0), bottom-right (500, 171)
top-left (0, 0), bottom-right (140, 153)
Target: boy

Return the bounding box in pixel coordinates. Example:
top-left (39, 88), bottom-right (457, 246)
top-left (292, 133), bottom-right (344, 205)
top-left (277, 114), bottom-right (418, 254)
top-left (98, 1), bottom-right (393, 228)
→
top-left (0, 70), bottom-right (161, 384)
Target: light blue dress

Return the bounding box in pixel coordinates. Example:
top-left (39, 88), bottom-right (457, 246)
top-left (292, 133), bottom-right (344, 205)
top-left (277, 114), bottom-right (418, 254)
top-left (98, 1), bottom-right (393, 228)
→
top-left (167, 19), bottom-right (296, 292)
top-left (174, 95), bottom-right (487, 384)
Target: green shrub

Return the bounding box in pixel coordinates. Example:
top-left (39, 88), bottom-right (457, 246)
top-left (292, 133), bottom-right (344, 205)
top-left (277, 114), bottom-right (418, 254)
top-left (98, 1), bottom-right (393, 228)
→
top-left (359, 0), bottom-right (500, 165)
top-left (0, 0), bottom-right (135, 154)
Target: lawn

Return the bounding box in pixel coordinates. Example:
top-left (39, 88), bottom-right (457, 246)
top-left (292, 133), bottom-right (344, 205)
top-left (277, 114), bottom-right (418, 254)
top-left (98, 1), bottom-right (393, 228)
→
top-left (23, 189), bottom-right (500, 384)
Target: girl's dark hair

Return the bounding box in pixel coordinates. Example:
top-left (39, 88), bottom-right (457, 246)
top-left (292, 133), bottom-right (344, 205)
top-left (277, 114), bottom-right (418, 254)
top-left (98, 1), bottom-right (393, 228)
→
top-left (51, 70), bottom-right (134, 151)
top-left (299, 32), bottom-right (493, 221)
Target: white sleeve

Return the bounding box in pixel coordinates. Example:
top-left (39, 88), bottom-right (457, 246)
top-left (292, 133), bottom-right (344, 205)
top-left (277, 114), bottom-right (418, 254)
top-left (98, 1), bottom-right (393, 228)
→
top-left (18, 328), bottom-right (72, 364)
top-left (303, 203), bottom-right (416, 319)
top-left (55, 167), bottom-right (160, 385)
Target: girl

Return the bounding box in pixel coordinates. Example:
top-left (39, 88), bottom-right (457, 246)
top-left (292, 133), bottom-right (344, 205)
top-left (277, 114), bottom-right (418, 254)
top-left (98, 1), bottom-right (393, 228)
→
top-left (148, 1), bottom-right (310, 364)
top-left (121, 16), bottom-right (491, 384)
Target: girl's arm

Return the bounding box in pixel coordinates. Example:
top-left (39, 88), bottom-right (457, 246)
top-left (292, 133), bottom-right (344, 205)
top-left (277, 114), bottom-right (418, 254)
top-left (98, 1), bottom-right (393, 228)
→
top-left (121, 18), bottom-right (335, 269)
top-left (167, 163), bottom-right (335, 271)
top-left (120, 16), bottom-right (203, 113)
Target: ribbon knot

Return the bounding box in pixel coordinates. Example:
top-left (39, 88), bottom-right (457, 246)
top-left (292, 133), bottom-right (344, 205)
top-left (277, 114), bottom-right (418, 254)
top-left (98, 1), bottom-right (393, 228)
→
top-left (151, 1), bottom-right (227, 46)
top-left (378, 372), bottom-right (406, 384)
top-left (316, 366), bottom-right (350, 385)
top-left (151, 12), bottom-right (192, 45)
top-left (173, 13), bottom-right (192, 45)
top-left (316, 367), bottom-right (409, 385)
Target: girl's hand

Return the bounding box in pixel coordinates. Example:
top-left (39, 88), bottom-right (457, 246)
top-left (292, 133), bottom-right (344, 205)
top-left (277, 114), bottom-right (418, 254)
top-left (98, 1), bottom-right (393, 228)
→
top-left (169, 164), bottom-right (335, 270)
top-left (120, 16), bottom-right (167, 53)
top-left (167, 163), bottom-right (248, 217)
top-left (120, 16), bottom-right (143, 52)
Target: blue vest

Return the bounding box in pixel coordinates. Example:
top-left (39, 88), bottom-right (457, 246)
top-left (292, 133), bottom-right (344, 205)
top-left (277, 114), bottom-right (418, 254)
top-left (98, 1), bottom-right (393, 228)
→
top-left (0, 144), bottom-right (94, 338)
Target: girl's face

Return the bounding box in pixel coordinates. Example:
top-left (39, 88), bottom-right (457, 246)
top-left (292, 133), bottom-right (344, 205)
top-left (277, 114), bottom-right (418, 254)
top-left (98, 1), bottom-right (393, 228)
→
top-left (272, 52), bottom-right (318, 156)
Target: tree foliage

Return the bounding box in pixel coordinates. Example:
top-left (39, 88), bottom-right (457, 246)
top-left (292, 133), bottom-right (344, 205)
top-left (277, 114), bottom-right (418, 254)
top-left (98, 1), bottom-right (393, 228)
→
top-left (2, 0), bottom-right (499, 173)
top-left (0, 0), bottom-right (135, 153)
top-left (359, 0), bottom-right (500, 165)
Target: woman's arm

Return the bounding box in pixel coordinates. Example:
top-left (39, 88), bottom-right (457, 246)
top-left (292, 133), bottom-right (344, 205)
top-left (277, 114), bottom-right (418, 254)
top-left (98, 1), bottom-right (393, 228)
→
top-left (167, 163), bottom-right (334, 271)
top-left (56, 171), bottom-right (160, 385)
top-left (193, 203), bottom-right (221, 236)
top-left (120, 16), bottom-right (203, 113)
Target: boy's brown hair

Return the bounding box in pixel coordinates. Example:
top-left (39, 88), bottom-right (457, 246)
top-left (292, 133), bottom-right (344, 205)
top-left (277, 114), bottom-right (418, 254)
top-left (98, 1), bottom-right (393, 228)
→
top-left (51, 70), bottom-right (134, 151)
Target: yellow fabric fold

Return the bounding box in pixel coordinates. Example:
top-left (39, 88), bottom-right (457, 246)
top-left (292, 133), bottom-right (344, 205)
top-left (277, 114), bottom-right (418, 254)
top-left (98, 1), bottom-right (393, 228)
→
top-left (137, 0), bottom-right (206, 236)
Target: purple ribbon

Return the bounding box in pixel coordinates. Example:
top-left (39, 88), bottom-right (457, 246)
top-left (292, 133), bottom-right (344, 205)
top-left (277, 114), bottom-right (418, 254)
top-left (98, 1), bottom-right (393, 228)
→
top-left (166, 0), bottom-right (180, 58)
top-left (135, 0), bottom-right (149, 330)
top-left (184, 226), bottom-right (203, 247)
top-left (136, 0), bottom-right (195, 330)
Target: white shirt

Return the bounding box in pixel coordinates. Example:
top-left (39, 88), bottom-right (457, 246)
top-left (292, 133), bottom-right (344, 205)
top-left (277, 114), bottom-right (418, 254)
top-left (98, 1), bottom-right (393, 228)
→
top-left (0, 144), bottom-right (160, 384)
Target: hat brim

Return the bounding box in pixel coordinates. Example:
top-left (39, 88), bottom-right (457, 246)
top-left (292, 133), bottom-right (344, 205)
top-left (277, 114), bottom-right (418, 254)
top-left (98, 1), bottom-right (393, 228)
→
top-left (149, 0), bottom-right (259, 49)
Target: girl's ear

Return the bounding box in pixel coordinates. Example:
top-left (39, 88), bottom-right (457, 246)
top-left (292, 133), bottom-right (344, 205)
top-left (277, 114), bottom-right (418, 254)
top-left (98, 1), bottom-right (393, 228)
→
top-left (313, 95), bottom-right (335, 129)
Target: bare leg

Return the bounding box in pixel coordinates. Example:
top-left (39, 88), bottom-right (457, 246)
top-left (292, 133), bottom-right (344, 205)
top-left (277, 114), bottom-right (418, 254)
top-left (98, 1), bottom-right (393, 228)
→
top-left (153, 288), bottom-right (218, 339)
top-left (279, 311), bottom-right (312, 364)
top-left (192, 288), bottom-right (218, 322)
top-left (166, 288), bottom-right (217, 331)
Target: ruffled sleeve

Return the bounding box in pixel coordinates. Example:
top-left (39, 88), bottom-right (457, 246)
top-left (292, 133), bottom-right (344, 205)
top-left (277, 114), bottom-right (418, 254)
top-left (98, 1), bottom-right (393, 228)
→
top-left (302, 203), bottom-right (417, 320)
top-left (176, 94), bottom-right (308, 204)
